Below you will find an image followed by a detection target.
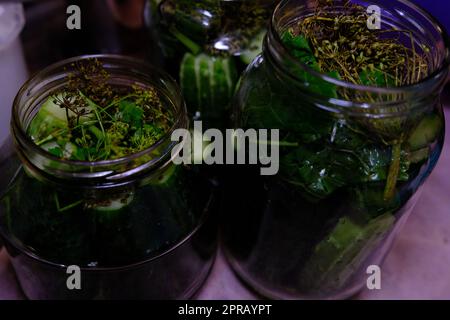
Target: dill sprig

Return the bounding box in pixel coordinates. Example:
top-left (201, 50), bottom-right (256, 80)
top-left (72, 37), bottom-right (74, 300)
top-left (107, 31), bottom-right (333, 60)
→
top-left (296, 0), bottom-right (429, 87)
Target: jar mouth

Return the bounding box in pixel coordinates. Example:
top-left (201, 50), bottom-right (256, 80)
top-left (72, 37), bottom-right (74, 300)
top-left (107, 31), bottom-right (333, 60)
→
top-left (269, 0), bottom-right (450, 96)
top-left (12, 54), bottom-right (187, 184)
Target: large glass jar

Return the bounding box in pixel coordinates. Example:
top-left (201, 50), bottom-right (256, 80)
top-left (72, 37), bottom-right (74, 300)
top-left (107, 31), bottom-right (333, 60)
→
top-left (222, 0), bottom-right (450, 299)
top-left (145, 0), bottom-right (278, 128)
top-left (0, 55), bottom-right (217, 299)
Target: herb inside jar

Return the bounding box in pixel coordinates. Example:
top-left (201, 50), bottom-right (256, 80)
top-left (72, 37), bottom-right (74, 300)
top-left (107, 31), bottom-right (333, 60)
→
top-left (0, 57), bottom-right (214, 274)
top-left (251, 1), bottom-right (434, 201)
top-left (29, 59), bottom-right (174, 162)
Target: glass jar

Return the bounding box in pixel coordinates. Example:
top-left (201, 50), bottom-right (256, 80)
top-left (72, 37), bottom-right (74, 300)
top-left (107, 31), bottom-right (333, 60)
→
top-left (145, 0), bottom-right (278, 128)
top-left (222, 0), bottom-right (450, 299)
top-left (0, 55), bottom-right (217, 299)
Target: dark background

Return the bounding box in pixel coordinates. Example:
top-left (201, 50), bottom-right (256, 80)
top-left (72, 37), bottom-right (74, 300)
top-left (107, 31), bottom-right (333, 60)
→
top-left (411, 0), bottom-right (450, 33)
top-left (20, 0), bottom-right (157, 73)
top-left (18, 0), bottom-right (450, 73)
top-left (16, 0), bottom-right (449, 104)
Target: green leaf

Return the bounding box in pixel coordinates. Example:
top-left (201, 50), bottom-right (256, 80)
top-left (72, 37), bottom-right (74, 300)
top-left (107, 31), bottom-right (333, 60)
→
top-left (48, 147), bottom-right (63, 158)
top-left (281, 31), bottom-right (340, 98)
top-left (281, 30), bottom-right (312, 52)
top-left (73, 148), bottom-right (87, 161)
top-left (281, 147), bottom-right (359, 201)
top-left (280, 136), bottom-right (410, 201)
top-left (282, 31), bottom-right (318, 69)
top-left (359, 68), bottom-right (395, 87)
top-left (131, 123), bottom-right (164, 151)
top-left (118, 100), bottom-right (144, 130)
top-left (241, 58), bottom-right (334, 144)
top-left (331, 121), bottom-right (410, 183)
top-left (356, 147), bottom-right (408, 183)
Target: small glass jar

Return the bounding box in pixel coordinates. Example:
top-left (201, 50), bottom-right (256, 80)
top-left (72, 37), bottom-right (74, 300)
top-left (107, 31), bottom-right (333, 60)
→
top-left (222, 0), bottom-right (450, 299)
top-left (0, 55), bottom-right (217, 299)
top-left (145, 0), bottom-right (278, 128)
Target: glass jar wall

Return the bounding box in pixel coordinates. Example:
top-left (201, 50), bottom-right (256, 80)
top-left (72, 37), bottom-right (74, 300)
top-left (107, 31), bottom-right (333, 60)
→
top-left (0, 55), bottom-right (217, 299)
top-left (222, 0), bottom-right (450, 299)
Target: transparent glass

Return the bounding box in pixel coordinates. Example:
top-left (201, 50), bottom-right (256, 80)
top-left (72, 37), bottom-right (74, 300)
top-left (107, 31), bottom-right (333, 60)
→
top-left (145, 0), bottom-right (278, 128)
top-left (0, 55), bottom-right (217, 299)
top-left (222, 0), bottom-right (450, 299)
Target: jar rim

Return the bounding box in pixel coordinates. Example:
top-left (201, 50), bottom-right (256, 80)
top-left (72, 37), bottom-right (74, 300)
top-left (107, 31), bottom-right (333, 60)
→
top-left (11, 54), bottom-right (187, 182)
top-left (269, 0), bottom-right (450, 95)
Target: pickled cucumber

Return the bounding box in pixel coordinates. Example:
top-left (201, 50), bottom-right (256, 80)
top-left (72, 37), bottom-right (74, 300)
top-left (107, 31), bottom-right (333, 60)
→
top-left (28, 94), bottom-right (94, 143)
top-left (180, 52), bottom-right (238, 118)
top-left (300, 213), bottom-right (395, 292)
top-left (408, 114), bottom-right (443, 151)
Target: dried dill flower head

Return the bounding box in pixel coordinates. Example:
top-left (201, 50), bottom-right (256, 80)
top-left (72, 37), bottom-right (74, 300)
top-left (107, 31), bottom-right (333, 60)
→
top-left (296, 0), bottom-right (429, 87)
top-left (67, 59), bottom-right (115, 105)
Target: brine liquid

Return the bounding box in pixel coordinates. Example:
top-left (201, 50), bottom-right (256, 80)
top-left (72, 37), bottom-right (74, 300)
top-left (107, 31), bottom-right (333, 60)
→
top-left (0, 166), bottom-right (212, 268)
top-left (0, 164), bottom-right (218, 299)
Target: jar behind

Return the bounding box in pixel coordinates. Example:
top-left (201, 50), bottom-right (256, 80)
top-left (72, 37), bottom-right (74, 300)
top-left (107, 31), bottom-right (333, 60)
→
top-left (145, 0), bottom-right (278, 128)
top-left (0, 55), bottom-right (217, 299)
top-left (222, 0), bottom-right (450, 299)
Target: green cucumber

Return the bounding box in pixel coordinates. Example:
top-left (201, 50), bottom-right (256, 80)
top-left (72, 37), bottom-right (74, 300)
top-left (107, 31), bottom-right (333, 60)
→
top-left (408, 147), bottom-right (430, 164)
top-left (180, 52), bottom-right (238, 118)
top-left (408, 114), bottom-right (443, 151)
top-left (240, 29), bottom-right (266, 65)
top-left (180, 52), bottom-right (199, 107)
top-left (199, 55), bottom-right (214, 111)
top-left (28, 96), bottom-right (68, 142)
top-left (41, 141), bottom-right (78, 159)
top-left (213, 57), bottom-right (237, 111)
top-left (93, 166), bottom-right (179, 215)
top-left (300, 213), bottom-right (395, 291)
top-left (28, 94), bottom-right (95, 143)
